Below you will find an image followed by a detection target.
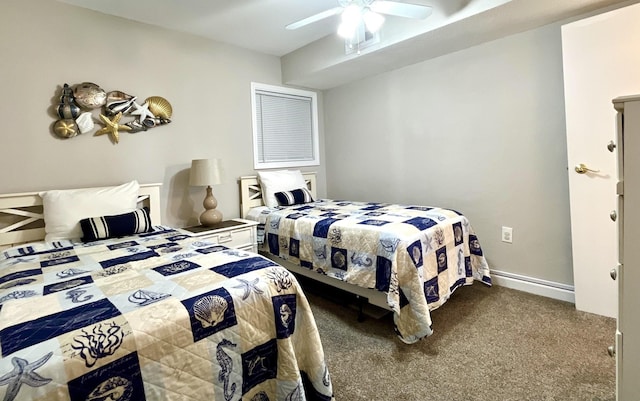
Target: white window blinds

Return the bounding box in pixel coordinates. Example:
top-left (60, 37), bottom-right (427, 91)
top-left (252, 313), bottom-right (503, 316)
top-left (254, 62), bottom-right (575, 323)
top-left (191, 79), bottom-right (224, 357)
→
top-left (251, 83), bottom-right (319, 169)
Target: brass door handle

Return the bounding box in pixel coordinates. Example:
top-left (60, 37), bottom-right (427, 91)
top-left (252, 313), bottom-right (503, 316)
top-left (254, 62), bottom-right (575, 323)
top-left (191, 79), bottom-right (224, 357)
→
top-left (575, 164), bottom-right (600, 174)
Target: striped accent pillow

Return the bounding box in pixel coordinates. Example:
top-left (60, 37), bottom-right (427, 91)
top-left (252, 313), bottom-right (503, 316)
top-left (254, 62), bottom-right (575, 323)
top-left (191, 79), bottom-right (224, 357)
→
top-left (274, 187), bottom-right (314, 206)
top-left (80, 207), bottom-right (152, 242)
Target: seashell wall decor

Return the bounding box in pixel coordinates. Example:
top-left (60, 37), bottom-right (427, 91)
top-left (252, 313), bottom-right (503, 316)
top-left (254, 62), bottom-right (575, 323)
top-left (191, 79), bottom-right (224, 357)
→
top-left (51, 82), bottom-right (173, 143)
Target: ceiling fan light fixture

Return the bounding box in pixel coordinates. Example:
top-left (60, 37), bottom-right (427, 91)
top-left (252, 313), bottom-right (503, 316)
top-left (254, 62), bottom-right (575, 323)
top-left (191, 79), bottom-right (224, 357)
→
top-left (363, 9), bottom-right (384, 33)
top-left (342, 3), bottom-right (362, 23)
top-left (338, 4), bottom-right (362, 39)
top-left (338, 21), bottom-right (358, 39)
top-left (285, 0), bottom-right (433, 48)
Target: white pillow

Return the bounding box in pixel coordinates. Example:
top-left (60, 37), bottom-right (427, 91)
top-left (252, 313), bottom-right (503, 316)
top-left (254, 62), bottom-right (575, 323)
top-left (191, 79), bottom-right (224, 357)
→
top-left (257, 170), bottom-right (307, 208)
top-left (40, 180), bottom-right (140, 242)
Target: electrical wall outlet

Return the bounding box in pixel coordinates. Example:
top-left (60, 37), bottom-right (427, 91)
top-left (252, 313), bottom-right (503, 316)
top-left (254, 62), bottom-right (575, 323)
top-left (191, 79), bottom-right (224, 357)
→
top-left (501, 226), bottom-right (513, 243)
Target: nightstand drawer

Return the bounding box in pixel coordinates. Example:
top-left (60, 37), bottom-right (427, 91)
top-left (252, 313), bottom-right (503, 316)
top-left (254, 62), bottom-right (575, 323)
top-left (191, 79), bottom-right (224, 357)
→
top-left (183, 219), bottom-right (258, 251)
top-left (205, 227), bottom-right (253, 248)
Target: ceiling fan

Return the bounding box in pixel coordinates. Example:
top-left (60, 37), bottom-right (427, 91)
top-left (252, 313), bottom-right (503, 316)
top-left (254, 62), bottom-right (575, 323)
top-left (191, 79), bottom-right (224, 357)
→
top-left (286, 0), bottom-right (433, 39)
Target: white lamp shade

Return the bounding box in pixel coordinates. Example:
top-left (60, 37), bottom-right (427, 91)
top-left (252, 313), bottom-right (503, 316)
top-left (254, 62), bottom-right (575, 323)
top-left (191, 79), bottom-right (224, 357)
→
top-left (189, 158), bottom-right (224, 187)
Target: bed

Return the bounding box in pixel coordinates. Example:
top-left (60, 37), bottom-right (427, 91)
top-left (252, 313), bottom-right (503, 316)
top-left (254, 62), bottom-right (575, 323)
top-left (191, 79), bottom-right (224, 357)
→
top-left (239, 172), bottom-right (491, 344)
top-left (0, 181), bottom-right (333, 401)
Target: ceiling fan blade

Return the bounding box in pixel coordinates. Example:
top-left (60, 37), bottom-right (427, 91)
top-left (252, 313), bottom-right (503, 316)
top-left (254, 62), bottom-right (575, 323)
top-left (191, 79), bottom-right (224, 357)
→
top-left (370, 1), bottom-right (432, 19)
top-left (286, 7), bottom-right (344, 30)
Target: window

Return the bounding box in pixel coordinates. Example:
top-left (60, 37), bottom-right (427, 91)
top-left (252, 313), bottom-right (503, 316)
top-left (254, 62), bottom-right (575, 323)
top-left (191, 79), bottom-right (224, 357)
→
top-left (251, 82), bottom-right (319, 169)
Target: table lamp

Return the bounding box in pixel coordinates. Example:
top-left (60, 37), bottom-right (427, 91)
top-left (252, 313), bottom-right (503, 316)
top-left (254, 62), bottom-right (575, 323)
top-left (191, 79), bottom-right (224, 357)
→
top-left (189, 158), bottom-right (224, 226)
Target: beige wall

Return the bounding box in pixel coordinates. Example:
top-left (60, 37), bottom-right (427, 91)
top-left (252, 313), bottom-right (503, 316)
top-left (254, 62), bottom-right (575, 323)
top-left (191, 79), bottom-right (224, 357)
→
top-left (323, 23), bottom-right (573, 285)
top-left (0, 0), bottom-right (325, 227)
top-left (0, 0), bottom-right (596, 287)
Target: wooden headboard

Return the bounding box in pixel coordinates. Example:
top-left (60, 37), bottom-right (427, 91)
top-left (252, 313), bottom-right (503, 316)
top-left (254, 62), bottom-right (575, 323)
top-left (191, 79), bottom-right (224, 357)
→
top-left (0, 183), bottom-right (162, 250)
top-left (239, 173), bottom-right (317, 218)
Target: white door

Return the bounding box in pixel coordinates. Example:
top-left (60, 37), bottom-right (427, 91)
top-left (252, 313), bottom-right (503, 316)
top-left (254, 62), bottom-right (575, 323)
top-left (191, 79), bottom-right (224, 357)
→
top-left (562, 3), bottom-right (640, 319)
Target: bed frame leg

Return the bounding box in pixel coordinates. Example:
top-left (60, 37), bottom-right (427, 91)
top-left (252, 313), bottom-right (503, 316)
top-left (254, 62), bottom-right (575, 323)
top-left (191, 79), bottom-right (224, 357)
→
top-left (356, 295), bottom-right (366, 322)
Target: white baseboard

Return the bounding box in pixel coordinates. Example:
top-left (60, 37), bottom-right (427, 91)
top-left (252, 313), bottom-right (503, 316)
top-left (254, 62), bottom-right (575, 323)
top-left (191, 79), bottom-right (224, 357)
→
top-left (490, 269), bottom-right (575, 304)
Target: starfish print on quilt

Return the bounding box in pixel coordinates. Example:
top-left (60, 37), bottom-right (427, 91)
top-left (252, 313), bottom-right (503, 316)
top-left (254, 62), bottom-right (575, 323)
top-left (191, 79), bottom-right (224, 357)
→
top-left (0, 352), bottom-right (53, 401)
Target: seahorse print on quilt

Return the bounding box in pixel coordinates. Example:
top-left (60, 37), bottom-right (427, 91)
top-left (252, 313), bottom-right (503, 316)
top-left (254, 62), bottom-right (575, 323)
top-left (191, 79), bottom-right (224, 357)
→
top-left (457, 248), bottom-right (464, 275)
top-left (66, 288), bottom-right (93, 303)
top-left (217, 339), bottom-right (237, 401)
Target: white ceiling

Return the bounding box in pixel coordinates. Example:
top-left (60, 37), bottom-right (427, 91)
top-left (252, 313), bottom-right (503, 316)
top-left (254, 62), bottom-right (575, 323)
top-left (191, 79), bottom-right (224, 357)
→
top-left (57, 0), bottom-right (635, 88)
top-left (57, 0), bottom-right (390, 56)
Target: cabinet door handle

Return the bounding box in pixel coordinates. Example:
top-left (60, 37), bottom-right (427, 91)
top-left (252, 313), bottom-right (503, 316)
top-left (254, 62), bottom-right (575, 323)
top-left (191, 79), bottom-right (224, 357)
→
top-left (610, 210), bottom-right (617, 221)
top-left (607, 345), bottom-right (616, 357)
top-left (219, 233), bottom-right (233, 243)
top-left (610, 268), bottom-right (617, 280)
top-left (607, 140), bottom-right (616, 152)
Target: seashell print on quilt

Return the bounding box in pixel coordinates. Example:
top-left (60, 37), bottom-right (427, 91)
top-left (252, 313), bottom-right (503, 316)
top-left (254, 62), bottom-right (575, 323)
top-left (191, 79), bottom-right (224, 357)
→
top-left (193, 295), bottom-right (228, 328)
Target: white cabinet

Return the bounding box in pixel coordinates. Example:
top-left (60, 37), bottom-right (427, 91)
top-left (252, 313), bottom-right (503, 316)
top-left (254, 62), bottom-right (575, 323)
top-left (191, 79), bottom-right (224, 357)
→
top-left (182, 219), bottom-right (258, 252)
top-left (612, 95), bottom-right (640, 401)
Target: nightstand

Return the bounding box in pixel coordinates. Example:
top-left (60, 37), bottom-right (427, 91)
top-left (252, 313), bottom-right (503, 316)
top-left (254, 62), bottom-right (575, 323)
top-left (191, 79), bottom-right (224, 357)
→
top-left (182, 218), bottom-right (258, 252)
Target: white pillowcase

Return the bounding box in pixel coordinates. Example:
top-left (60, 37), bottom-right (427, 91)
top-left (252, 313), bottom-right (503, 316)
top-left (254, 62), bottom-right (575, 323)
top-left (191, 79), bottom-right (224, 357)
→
top-left (257, 170), bottom-right (307, 208)
top-left (40, 180), bottom-right (140, 242)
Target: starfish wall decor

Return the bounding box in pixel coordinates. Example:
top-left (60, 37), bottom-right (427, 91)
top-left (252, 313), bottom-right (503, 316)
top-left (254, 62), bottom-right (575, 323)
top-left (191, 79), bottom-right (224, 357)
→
top-left (52, 82), bottom-right (173, 144)
top-left (95, 112), bottom-right (131, 144)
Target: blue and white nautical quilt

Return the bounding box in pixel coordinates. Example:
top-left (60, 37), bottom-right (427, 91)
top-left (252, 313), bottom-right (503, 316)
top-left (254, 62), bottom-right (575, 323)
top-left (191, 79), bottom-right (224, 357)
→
top-left (0, 227), bottom-right (333, 401)
top-left (259, 200), bottom-right (492, 344)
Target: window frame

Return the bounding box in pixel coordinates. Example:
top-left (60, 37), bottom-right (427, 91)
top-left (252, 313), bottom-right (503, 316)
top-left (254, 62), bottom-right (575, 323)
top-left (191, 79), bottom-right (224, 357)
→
top-left (250, 82), bottom-right (320, 170)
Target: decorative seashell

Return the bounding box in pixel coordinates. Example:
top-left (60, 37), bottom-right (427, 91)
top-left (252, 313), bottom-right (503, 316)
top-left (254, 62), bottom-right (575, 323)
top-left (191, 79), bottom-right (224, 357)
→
top-left (125, 120), bottom-right (148, 133)
top-left (73, 82), bottom-right (107, 109)
top-left (105, 96), bottom-right (137, 116)
top-left (193, 295), bottom-right (228, 328)
top-left (145, 96), bottom-right (172, 119)
top-left (76, 112), bottom-right (94, 134)
top-left (57, 83), bottom-right (81, 119)
top-left (147, 117), bottom-right (173, 128)
top-left (105, 90), bottom-right (136, 115)
top-left (60, 83), bottom-right (73, 98)
top-left (54, 118), bottom-right (79, 138)
top-left (143, 118), bottom-right (157, 128)
top-left (106, 90), bottom-right (134, 103)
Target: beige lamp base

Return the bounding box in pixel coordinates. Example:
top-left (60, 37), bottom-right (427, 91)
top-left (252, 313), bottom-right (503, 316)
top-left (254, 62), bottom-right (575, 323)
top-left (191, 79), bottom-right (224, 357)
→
top-left (199, 185), bottom-right (223, 226)
top-left (200, 208), bottom-right (223, 226)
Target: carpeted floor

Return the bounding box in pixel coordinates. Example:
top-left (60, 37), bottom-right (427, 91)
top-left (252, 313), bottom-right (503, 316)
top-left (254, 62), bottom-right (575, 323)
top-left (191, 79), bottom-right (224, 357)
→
top-left (300, 278), bottom-right (616, 401)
